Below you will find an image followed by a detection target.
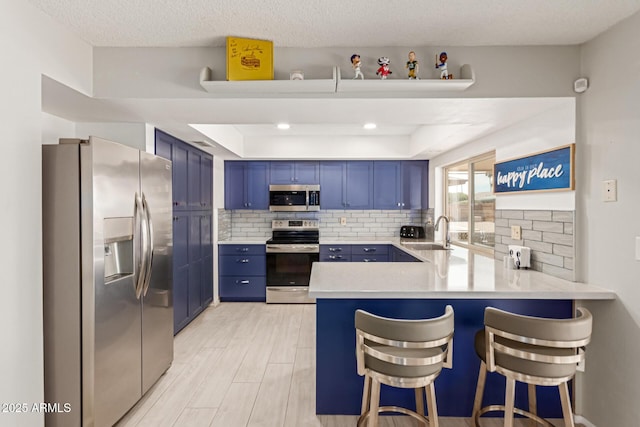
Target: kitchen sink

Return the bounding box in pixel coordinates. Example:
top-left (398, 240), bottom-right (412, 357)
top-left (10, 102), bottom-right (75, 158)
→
top-left (401, 242), bottom-right (450, 251)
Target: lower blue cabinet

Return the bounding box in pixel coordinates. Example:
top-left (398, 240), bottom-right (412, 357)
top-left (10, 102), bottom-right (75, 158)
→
top-left (219, 244), bottom-right (266, 302)
top-left (219, 276), bottom-right (266, 302)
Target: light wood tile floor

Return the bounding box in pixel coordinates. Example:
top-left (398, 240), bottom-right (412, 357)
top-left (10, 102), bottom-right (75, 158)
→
top-left (116, 303), bottom-right (581, 427)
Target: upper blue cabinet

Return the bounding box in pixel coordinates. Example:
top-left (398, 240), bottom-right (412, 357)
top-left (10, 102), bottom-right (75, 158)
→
top-left (319, 161), bottom-right (374, 209)
top-left (224, 161), bottom-right (269, 210)
top-left (269, 161), bottom-right (319, 184)
top-left (223, 159), bottom-right (428, 210)
top-left (373, 161), bottom-right (428, 210)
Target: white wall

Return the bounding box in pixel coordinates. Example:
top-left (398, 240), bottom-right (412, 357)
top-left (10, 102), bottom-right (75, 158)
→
top-left (576, 10), bottom-right (640, 426)
top-left (428, 101), bottom-right (576, 221)
top-left (76, 122), bottom-right (148, 151)
top-left (0, 2), bottom-right (92, 425)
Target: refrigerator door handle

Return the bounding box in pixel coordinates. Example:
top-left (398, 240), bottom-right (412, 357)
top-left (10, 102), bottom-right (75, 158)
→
top-left (134, 192), bottom-right (148, 300)
top-left (141, 193), bottom-right (154, 297)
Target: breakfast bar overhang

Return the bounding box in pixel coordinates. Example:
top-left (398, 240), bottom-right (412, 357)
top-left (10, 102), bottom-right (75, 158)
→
top-left (309, 246), bottom-right (615, 418)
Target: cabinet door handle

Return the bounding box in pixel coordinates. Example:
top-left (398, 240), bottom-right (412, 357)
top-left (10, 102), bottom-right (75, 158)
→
top-left (238, 247), bottom-right (249, 252)
top-left (397, 202), bottom-right (401, 207)
top-left (363, 258), bottom-right (374, 262)
top-left (237, 259), bottom-right (250, 263)
top-left (236, 280), bottom-right (250, 285)
top-left (363, 248), bottom-right (376, 252)
top-left (329, 255), bottom-right (343, 260)
top-left (328, 248), bottom-right (342, 252)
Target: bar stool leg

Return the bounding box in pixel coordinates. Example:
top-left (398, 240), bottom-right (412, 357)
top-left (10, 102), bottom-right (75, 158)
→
top-left (472, 361), bottom-right (487, 419)
top-left (504, 377), bottom-right (516, 427)
top-left (559, 382), bottom-right (575, 427)
top-left (415, 387), bottom-right (425, 416)
top-left (368, 378), bottom-right (381, 427)
top-left (528, 383), bottom-right (537, 427)
top-left (426, 382), bottom-right (439, 427)
top-left (361, 375), bottom-right (371, 417)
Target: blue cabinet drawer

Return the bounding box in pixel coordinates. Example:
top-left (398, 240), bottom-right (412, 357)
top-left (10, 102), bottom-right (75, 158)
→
top-left (219, 276), bottom-right (266, 301)
top-left (352, 254), bottom-right (389, 262)
top-left (320, 245), bottom-right (352, 255)
top-left (320, 253), bottom-right (351, 262)
top-left (219, 244), bottom-right (265, 256)
top-left (351, 244), bottom-right (389, 256)
top-left (219, 255), bottom-right (266, 276)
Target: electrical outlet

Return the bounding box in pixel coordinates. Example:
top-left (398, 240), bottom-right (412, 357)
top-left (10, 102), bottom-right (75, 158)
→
top-left (603, 179), bottom-right (617, 202)
top-left (340, 217), bottom-right (347, 226)
top-left (511, 225), bottom-right (522, 240)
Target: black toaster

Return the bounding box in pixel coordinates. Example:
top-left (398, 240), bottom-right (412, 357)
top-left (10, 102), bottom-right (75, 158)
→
top-left (399, 225), bottom-right (426, 239)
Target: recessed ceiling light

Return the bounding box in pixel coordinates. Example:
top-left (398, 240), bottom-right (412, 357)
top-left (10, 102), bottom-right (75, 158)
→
top-left (277, 123), bottom-right (290, 130)
top-left (363, 123), bottom-right (377, 130)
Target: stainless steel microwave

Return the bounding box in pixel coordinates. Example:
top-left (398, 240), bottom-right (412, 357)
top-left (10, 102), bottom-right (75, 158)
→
top-left (269, 184), bottom-right (320, 211)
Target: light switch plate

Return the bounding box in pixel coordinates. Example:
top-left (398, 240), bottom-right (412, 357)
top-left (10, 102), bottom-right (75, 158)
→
top-left (603, 179), bottom-right (617, 202)
top-left (511, 225), bottom-right (522, 240)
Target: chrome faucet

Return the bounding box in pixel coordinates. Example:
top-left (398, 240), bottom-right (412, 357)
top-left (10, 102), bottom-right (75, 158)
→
top-left (434, 215), bottom-right (450, 249)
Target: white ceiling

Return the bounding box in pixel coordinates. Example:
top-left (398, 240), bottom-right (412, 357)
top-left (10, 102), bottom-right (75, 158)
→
top-left (27, 0), bottom-right (640, 47)
top-left (32, 1), bottom-right (640, 159)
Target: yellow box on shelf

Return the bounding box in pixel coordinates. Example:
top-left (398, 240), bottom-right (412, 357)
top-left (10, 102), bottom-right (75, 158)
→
top-left (226, 36), bottom-right (274, 81)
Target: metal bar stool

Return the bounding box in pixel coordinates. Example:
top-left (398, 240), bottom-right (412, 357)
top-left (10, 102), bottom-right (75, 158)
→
top-left (355, 306), bottom-right (454, 427)
top-left (472, 307), bottom-right (592, 427)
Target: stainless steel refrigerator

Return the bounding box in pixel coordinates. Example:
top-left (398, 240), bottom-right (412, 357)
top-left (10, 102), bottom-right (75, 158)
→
top-left (42, 136), bottom-right (174, 427)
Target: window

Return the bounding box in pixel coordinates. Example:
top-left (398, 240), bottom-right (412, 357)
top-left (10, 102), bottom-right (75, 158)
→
top-left (444, 152), bottom-right (495, 251)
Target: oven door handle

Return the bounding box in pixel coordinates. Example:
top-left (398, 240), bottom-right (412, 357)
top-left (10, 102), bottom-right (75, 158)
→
top-left (266, 245), bottom-right (319, 253)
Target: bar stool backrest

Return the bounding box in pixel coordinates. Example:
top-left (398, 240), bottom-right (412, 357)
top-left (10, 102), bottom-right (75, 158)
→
top-left (484, 307), bottom-right (592, 381)
top-left (355, 306), bottom-right (454, 376)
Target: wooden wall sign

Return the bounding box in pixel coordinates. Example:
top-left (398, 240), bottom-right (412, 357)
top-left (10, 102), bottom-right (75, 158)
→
top-left (493, 144), bottom-right (575, 194)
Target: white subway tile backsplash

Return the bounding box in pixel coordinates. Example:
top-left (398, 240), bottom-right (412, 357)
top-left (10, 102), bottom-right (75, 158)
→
top-left (222, 209), bottom-right (429, 241)
top-left (495, 209), bottom-right (574, 282)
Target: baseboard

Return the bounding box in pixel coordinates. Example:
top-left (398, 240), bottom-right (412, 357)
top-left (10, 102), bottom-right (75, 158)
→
top-left (575, 415), bottom-right (597, 427)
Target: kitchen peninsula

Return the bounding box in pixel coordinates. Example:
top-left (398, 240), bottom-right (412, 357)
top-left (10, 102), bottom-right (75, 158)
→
top-left (309, 243), bottom-right (615, 418)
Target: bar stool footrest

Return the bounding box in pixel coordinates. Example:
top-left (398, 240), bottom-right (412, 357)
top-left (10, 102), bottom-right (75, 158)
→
top-left (358, 405), bottom-right (430, 427)
top-left (474, 404), bottom-right (556, 427)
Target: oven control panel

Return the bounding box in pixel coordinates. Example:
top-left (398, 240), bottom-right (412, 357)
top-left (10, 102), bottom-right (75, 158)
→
top-left (272, 219), bottom-right (319, 230)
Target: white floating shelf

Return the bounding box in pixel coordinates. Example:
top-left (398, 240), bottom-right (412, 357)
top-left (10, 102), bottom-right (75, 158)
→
top-left (336, 64), bottom-right (475, 92)
top-left (198, 64), bottom-right (475, 96)
top-left (199, 66), bottom-right (337, 94)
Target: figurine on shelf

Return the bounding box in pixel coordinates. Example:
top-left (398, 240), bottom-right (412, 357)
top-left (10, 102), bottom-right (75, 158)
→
top-left (406, 51), bottom-right (419, 79)
top-left (376, 57), bottom-right (392, 79)
top-left (350, 54), bottom-right (364, 80)
top-left (435, 51), bottom-right (453, 79)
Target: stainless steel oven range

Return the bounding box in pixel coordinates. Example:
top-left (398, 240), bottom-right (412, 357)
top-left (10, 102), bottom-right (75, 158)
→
top-left (266, 219), bottom-right (319, 303)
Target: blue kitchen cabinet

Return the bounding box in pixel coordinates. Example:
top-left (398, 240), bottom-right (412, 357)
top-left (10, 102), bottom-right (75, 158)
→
top-left (172, 212), bottom-right (190, 332)
top-left (155, 129), bottom-right (214, 334)
top-left (401, 160), bottom-right (428, 210)
top-left (319, 161), bottom-right (373, 209)
top-left (318, 162), bottom-right (344, 209)
top-left (351, 244), bottom-right (389, 262)
top-left (373, 160), bottom-right (428, 210)
top-left (270, 161), bottom-right (319, 184)
top-left (219, 244), bottom-right (267, 301)
top-left (224, 161), bottom-right (269, 209)
top-left (373, 161), bottom-right (402, 209)
top-left (320, 244), bottom-right (352, 262)
top-left (391, 246), bottom-right (421, 262)
top-left (188, 211), bottom-right (213, 318)
top-left (189, 151), bottom-right (213, 209)
top-left (155, 130), bottom-right (189, 210)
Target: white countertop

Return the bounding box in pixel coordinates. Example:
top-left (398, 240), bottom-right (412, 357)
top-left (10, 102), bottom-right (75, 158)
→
top-left (309, 243), bottom-right (616, 300)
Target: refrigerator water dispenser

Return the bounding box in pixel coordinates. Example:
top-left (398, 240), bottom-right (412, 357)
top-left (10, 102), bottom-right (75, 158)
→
top-left (104, 217), bottom-right (134, 283)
